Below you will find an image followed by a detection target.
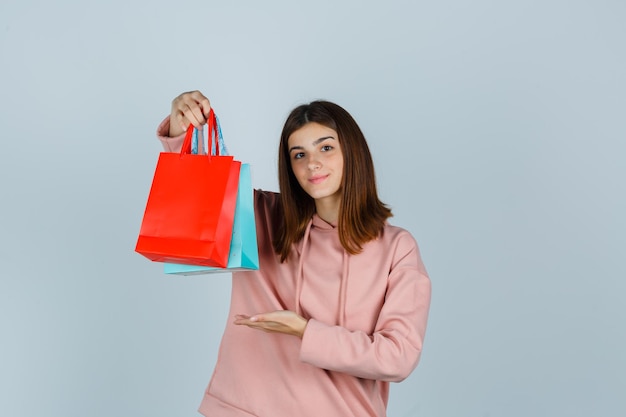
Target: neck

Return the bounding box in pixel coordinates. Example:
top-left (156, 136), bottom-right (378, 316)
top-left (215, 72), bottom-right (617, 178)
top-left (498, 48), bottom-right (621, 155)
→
top-left (314, 197), bottom-right (340, 225)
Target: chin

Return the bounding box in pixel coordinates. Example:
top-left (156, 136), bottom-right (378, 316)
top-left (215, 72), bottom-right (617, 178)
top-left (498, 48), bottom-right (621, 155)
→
top-left (312, 191), bottom-right (341, 202)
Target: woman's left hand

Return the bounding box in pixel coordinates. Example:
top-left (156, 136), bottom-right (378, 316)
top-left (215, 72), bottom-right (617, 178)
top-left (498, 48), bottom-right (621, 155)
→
top-left (234, 310), bottom-right (308, 339)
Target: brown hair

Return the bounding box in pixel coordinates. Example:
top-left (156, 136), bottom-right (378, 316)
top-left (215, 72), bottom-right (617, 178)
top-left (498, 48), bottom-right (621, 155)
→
top-left (273, 100), bottom-right (392, 262)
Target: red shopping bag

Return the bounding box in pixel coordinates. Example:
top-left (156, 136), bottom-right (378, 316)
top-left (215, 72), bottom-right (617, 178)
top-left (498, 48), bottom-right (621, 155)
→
top-left (135, 110), bottom-right (241, 268)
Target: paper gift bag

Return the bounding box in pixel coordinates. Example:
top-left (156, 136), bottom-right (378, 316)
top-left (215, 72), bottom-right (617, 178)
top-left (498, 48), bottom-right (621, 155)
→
top-left (163, 163), bottom-right (259, 275)
top-left (135, 110), bottom-right (240, 268)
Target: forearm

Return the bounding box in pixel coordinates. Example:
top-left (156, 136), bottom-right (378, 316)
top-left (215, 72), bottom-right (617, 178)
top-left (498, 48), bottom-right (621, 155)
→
top-left (300, 319), bottom-right (423, 382)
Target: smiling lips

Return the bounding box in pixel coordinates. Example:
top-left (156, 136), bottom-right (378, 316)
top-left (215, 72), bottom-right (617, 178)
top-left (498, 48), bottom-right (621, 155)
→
top-left (309, 174), bottom-right (329, 185)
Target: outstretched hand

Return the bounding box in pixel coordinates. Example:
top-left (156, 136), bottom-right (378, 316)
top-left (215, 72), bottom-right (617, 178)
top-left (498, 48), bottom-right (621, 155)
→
top-left (234, 310), bottom-right (308, 339)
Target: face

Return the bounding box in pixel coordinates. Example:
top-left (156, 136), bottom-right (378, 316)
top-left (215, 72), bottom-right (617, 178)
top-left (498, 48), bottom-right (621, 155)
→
top-left (287, 122), bottom-right (344, 206)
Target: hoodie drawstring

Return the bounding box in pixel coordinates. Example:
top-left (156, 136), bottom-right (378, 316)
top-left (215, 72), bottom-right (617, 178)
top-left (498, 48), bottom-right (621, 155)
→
top-left (338, 251), bottom-right (349, 327)
top-left (294, 220), bottom-right (313, 318)
top-left (295, 218), bottom-right (350, 327)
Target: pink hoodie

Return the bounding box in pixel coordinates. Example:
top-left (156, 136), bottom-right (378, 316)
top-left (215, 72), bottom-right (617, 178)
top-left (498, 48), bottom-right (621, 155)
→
top-left (157, 117), bottom-right (431, 417)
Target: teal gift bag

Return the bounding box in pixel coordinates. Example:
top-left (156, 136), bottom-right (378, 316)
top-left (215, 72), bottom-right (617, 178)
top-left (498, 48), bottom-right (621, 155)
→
top-left (163, 163), bottom-right (259, 275)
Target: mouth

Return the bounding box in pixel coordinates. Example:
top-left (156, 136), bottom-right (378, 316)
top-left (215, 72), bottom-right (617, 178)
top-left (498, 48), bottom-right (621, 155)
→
top-left (308, 174), bottom-right (329, 185)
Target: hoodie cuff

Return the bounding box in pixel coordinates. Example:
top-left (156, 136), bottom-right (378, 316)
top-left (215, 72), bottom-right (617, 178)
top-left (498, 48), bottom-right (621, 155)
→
top-left (299, 319), bottom-right (330, 367)
top-left (156, 115), bottom-right (185, 152)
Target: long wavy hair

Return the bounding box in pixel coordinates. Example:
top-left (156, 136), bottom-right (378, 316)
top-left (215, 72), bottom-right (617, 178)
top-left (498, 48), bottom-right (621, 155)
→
top-left (273, 101), bottom-right (392, 262)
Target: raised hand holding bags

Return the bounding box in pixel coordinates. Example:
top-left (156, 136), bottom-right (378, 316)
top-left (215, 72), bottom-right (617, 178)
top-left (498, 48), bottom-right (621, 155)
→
top-left (135, 110), bottom-right (240, 268)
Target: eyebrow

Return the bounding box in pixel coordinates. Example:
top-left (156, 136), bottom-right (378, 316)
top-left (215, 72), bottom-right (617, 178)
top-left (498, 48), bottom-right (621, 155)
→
top-left (288, 136), bottom-right (335, 153)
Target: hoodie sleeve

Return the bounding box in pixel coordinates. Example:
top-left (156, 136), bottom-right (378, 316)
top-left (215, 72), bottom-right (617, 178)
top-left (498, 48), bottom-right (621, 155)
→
top-left (156, 116), bottom-right (186, 152)
top-left (299, 232), bottom-right (431, 382)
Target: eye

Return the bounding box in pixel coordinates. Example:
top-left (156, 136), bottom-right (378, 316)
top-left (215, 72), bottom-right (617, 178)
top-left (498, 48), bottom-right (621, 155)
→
top-left (293, 152), bottom-right (305, 160)
top-left (321, 145), bottom-right (333, 152)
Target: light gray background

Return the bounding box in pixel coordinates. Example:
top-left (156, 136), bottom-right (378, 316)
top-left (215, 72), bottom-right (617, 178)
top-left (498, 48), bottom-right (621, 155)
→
top-left (1, 1), bottom-right (624, 416)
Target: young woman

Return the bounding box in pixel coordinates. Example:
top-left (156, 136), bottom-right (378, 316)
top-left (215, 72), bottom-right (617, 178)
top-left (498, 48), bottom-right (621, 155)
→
top-left (157, 91), bottom-right (431, 417)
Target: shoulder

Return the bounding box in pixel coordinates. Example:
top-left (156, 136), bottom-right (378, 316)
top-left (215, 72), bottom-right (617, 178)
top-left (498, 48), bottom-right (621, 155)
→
top-left (253, 189), bottom-right (283, 233)
top-left (360, 222), bottom-right (419, 256)
top-left (374, 223), bottom-right (428, 276)
top-left (254, 188), bottom-right (279, 199)
top-left (254, 189), bottom-right (280, 210)
top-left (381, 223), bottom-right (419, 251)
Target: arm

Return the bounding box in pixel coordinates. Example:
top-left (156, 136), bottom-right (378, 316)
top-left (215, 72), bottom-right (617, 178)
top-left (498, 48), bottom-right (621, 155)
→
top-left (299, 235), bottom-right (431, 382)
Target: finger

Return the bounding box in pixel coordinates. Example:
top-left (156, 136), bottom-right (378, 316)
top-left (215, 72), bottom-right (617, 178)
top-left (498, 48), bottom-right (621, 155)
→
top-left (234, 314), bottom-right (255, 326)
top-left (193, 94), bottom-right (212, 119)
top-left (172, 91), bottom-right (210, 129)
top-left (174, 112), bottom-right (190, 133)
top-left (181, 91), bottom-right (211, 120)
top-left (177, 101), bottom-right (204, 127)
top-left (171, 105), bottom-right (195, 133)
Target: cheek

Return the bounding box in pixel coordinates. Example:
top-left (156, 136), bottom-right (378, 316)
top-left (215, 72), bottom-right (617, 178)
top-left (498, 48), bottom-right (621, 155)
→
top-left (290, 162), bottom-right (306, 182)
top-left (332, 155), bottom-right (344, 173)
top-left (289, 160), bottom-right (299, 175)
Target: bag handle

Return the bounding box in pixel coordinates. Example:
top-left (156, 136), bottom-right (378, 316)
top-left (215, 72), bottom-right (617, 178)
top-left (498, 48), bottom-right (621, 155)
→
top-left (199, 112), bottom-right (227, 155)
top-left (180, 109), bottom-right (220, 159)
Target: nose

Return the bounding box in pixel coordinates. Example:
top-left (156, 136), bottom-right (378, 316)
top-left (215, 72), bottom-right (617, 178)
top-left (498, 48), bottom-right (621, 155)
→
top-left (307, 156), bottom-right (321, 171)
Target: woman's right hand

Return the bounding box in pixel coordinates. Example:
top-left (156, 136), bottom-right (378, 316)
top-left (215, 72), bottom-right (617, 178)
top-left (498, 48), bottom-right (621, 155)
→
top-left (169, 90), bottom-right (212, 137)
